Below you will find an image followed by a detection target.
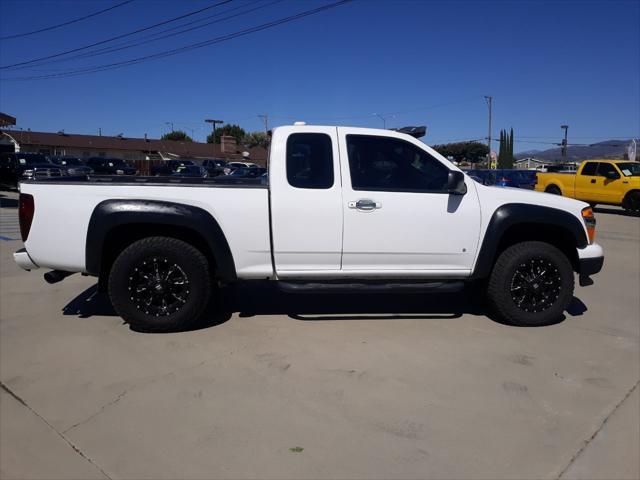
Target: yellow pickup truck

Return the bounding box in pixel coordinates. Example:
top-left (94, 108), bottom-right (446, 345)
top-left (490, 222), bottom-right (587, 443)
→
top-left (535, 160), bottom-right (640, 212)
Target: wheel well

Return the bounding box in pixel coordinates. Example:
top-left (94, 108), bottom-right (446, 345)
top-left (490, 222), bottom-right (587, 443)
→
top-left (623, 189), bottom-right (640, 201)
top-left (496, 223), bottom-right (579, 271)
top-left (545, 184), bottom-right (561, 193)
top-left (97, 224), bottom-right (217, 290)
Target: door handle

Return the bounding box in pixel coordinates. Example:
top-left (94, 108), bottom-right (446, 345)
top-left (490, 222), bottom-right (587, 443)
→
top-left (591, 179), bottom-right (596, 183)
top-left (348, 199), bottom-right (381, 211)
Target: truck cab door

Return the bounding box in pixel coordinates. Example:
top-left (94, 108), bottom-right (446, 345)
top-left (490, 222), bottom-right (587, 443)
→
top-left (595, 162), bottom-right (625, 204)
top-left (269, 126), bottom-right (343, 275)
top-left (337, 128), bottom-right (481, 276)
top-left (575, 161), bottom-right (598, 201)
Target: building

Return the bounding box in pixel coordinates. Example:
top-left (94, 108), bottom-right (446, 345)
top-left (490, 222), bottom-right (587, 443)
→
top-left (0, 129), bottom-right (268, 167)
top-left (514, 157), bottom-right (549, 170)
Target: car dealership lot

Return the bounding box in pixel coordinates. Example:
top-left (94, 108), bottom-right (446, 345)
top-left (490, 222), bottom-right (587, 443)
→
top-left (0, 191), bottom-right (638, 479)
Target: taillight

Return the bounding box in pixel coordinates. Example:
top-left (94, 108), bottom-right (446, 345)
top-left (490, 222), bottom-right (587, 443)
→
top-left (19, 193), bottom-right (34, 242)
top-left (581, 207), bottom-right (596, 244)
top-left (499, 177), bottom-right (512, 183)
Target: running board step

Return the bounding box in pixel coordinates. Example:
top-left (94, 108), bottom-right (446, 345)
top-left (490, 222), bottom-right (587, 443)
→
top-left (277, 281), bottom-right (465, 294)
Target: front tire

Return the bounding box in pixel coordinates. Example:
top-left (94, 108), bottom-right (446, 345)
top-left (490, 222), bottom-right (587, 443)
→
top-left (622, 191), bottom-right (640, 213)
top-left (108, 237), bottom-right (212, 332)
top-left (487, 241), bottom-right (574, 326)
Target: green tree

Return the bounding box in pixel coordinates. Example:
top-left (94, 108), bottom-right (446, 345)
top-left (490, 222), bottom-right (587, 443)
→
top-left (241, 131), bottom-right (271, 149)
top-left (497, 128), bottom-right (515, 168)
top-left (206, 124), bottom-right (246, 145)
top-left (161, 130), bottom-right (192, 142)
top-left (432, 141), bottom-right (489, 163)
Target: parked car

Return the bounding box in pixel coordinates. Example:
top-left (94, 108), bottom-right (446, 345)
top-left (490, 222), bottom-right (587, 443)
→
top-left (228, 167), bottom-right (267, 178)
top-left (465, 169), bottom-right (537, 189)
top-left (227, 161), bottom-right (259, 171)
top-left (48, 156), bottom-right (93, 176)
top-left (0, 153), bottom-right (62, 189)
top-left (170, 165), bottom-right (209, 178)
top-left (15, 124), bottom-right (603, 332)
top-left (536, 159), bottom-right (640, 211)
top-left (201, 159), bottom-right (228, 176)
top-left (150, 159), bottom-right (195, 176)
top-left (85, 157), bottom-right (137, 175)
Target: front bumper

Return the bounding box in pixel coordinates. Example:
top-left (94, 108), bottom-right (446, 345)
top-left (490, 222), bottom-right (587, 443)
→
top-left (13, 248), bottom-right (39, 271)
top-left (577, 243), bottom-right (604, 285)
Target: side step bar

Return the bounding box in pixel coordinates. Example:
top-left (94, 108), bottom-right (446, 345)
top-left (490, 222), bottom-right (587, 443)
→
top-left (277, 281), bottom-right (465, 294)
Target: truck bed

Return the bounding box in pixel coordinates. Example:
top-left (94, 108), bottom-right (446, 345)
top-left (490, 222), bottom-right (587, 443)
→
top-left (18, 177), bottom-right (273, 278)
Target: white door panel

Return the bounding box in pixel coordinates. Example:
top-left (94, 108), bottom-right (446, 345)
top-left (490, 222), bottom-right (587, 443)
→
top-left (269, 126), bottom-right (343, 271)
top-left (338, 127), bottom-right (481, 273)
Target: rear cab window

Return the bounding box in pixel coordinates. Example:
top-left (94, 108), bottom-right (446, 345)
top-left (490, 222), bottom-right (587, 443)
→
top-left (286, 133), bottom-right (334, 189)
top-left (581, 162), bottom-right (598, 175)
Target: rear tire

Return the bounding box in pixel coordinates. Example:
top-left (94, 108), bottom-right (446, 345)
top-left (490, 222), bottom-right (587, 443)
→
top-left (108, 236), bottom-right (212, 332)
top-left (546, 185), bottom-right (562, 195)
top-left (487, 241), bottom-right (574, 326)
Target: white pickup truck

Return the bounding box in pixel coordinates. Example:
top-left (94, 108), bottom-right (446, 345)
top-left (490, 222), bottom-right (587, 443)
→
top-left (14, 124), bottom-right (604, 332)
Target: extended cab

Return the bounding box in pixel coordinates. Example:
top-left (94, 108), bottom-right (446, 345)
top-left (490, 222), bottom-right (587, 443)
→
top-left (14, 125), bottom-right (604, 332)
top-left (535, 159), bottom-right (640, 211)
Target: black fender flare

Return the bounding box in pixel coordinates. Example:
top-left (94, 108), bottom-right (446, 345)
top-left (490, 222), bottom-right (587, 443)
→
top-left (85, 199), bottom-right (236, 281)
top-left (471, 203), bottom-right (588, 279)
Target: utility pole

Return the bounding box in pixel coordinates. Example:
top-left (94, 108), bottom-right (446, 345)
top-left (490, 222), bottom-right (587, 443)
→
top-left (205, 119), bottom-right (224, 154)
top-left (258, 114), bottom-right (269, 133)
top-left (98, 127), bottom-right (102, 136)
top-left (484, 96), bottom-right (492, 168)
top-left (165, 121), bottom-right (174, 132)
top-left (560, 124), bottom-right (569, 158)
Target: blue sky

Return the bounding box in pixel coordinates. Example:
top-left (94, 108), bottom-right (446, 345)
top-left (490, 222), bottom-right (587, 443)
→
top-left (0, 0), bottom-right (638, 152)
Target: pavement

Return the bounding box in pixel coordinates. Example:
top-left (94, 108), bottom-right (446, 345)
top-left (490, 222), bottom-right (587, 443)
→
top-left (0, 189), bottom-right (638, 480)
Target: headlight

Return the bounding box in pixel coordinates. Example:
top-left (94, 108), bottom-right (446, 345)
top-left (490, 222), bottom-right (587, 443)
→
top-left (116, 169), bottom-right (124, 175)
top-left (581, 207), bottom-right (596, 244)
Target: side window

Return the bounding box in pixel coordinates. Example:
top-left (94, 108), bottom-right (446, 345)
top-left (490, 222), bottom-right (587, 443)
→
top-left (346, 134), bottom-right (449, 192)
top-left (581, 162), bottom-right (597, 175)
top-left (596, 163), bottom-right (617, 177)
top-left (286, 133), bottom-right (334, 189)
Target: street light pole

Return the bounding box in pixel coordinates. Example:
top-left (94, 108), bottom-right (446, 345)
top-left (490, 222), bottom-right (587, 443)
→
top-left (258, 114), bottom-right (269, 134)
top-left (205, 119), bottom-right (224, 155)
top-left (484, 96), bottom-right (492, 168)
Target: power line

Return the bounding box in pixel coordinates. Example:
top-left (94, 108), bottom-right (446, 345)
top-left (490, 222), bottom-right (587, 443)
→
top-left (3, 0), bottom-right (354, 81)
top-left (0, 0), bottom-right (234, 70)
top-left (10, 0), bottom-right (280, 70)
top-left (0, 0), bottom-right (135, 41)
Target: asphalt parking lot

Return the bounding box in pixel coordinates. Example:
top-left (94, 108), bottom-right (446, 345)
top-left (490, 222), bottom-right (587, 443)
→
top-left (0, 190), bottom-right (638, 480)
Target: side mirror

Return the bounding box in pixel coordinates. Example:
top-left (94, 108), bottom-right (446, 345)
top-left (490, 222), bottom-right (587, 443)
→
top-left (447, 170), bottom-right (467, 195)
top-left (605, 171), bottom-right (620, 180)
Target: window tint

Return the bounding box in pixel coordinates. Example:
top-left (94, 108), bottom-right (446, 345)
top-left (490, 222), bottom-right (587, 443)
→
top-left (596, 162), bottom-right (617, 177)
top-left (347, 135), bottom-right (449, 192)
top-left (286, 133), bottom-right (333, 189)
top-left (581, 162), bottom-right (598, 175)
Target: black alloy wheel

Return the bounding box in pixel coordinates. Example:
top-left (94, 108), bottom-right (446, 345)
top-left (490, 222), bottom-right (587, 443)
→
top-left (509, 258), bottom-right (562, 313)
top-left (487, 241), bottom-right (574, 326)
top-left (109, 236), bottom-right (212, 332)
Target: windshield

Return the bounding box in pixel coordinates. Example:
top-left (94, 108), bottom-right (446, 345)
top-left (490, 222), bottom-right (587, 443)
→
top-left (174, 166), bottom-right (200, 175)
top-left (59, 158), bottom-right (82, 165)
top-left (616, 162), bottom-right (640, 176)
top-left (17, 155), bottom-right (47, 166)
